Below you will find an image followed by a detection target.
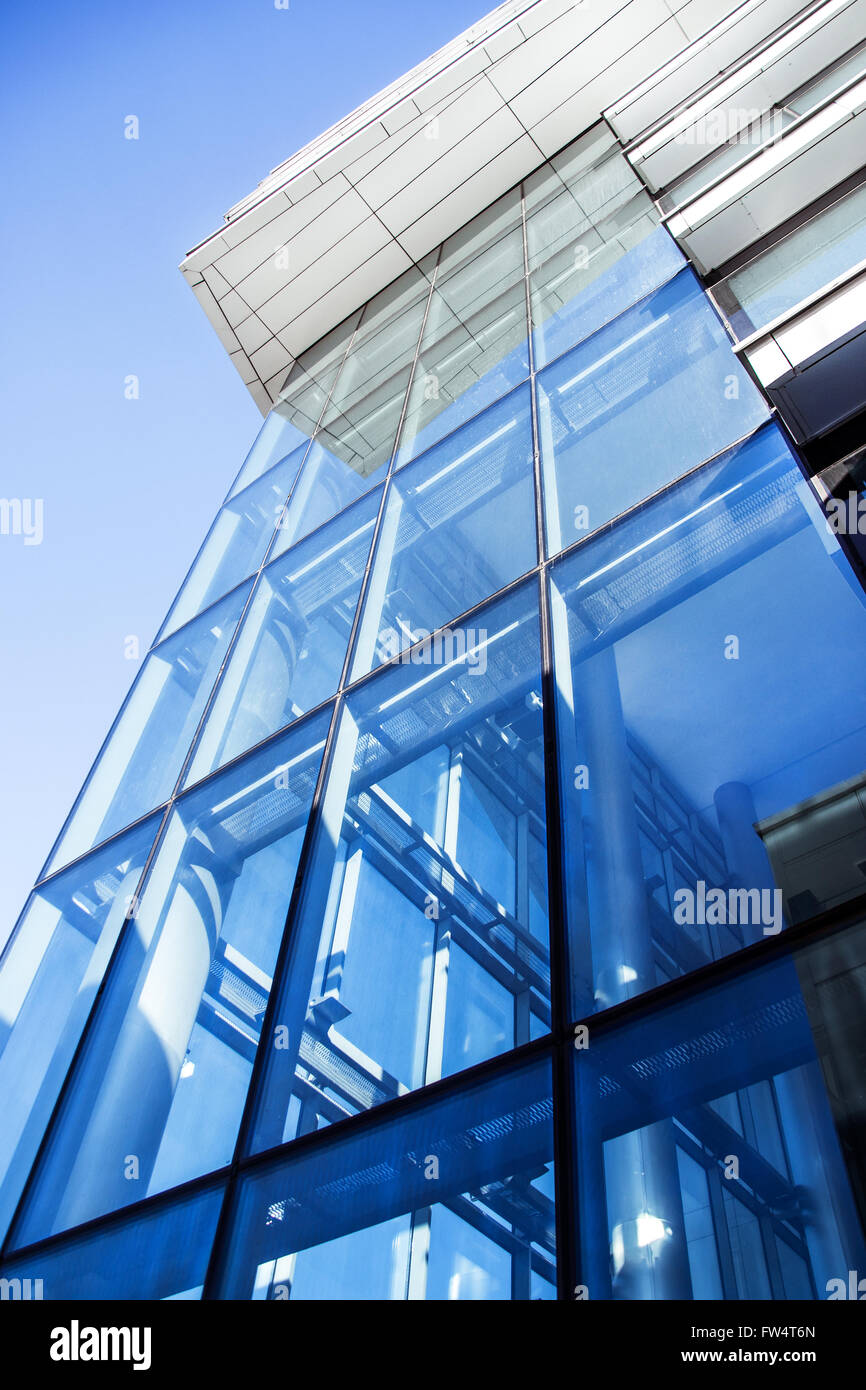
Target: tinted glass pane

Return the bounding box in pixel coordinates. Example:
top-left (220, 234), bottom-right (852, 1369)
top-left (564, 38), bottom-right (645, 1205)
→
top-left (350, 386), bottom-right (537, 678)
top-left (14, 711), bottom-right (331, 1244)
top-left (550, 422), bottom-right (866, 1018)
top-left (573, 950), bottom-right (866, 1299)
top-left (227, 408), bottom-right (310, 501)
top-left (525, 125), bottom-right (682, 368)
top-left (395, 191), bottom-right (530, 467)
top-left (315, 263), bottom-right (434, 484)
top-left (537, 268), bottom-right (768, 556)
top-left (0, 819), bottom-right (158, 1244)
top-left (249, 584), bottom-right (550, 1152)
top-left (46, 587), bottom-right (251, 874)
top-left (160, 450), bottom-right (304, 640)
top-left (795, 917), bottom-right (866, 1241)
top-left (220, 1055), bottom-right (555, 1300)
top-left (227, 309), bottom-right (362, 501)
top-left (187, 492), bottom-right (380, 782)
top-left (272, 309), bottom-right (363, 442)
top-left (270, 438), bottom-right (382, 561)
top-left (0, 1181), bottom-right (224, 1301)
top-left (714, 182), bottom-right (866, 338)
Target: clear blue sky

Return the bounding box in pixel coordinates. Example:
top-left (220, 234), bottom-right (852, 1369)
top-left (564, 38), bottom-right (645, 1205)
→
top-left (0, 0), bottom-right (488, 940)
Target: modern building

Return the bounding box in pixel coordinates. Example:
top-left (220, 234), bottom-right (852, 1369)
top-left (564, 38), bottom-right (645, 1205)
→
top-left (1, 0), bottom-right (866, 1302)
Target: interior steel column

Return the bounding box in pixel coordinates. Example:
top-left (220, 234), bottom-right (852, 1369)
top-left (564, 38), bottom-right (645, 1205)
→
top-left (574, 642), bottom-right (692, 1299)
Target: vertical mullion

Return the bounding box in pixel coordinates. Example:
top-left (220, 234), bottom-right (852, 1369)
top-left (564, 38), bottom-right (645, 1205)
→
top-left (387, 243), bottom-right (444, 476)
top-left (331, 256), bottom-right (444, 695)
top-left (200, 690), bottom-right (345, 1299)
top-left (521, 177), bottom-right (577, 1301)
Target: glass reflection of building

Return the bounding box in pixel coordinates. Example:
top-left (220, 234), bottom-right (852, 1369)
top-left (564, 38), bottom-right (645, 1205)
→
top-left (2, 2), bottom-right (866, 1302)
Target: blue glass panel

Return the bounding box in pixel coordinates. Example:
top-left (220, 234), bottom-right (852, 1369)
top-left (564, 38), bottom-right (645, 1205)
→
top-left (550, 422), bottom-right (866, 1018)
top-left (270, 438), bottom-right (382, 561)
top-left (532, 226), bottom-right (684, 372)
top-left (315, 263), bottom-right (435, 483)
top-left (525, 125), bottom-right (683, 369)
top-left (537, 268), bottom-right (768, 556)
top-left (717, 182), bottom-right (866, 337)
top-left (395, 191), bottom-right (530, 468)
top-left (219, 1055), bottom-right (555, 1300)
top-left (248, 583), bottom-right (550, 1152)
top-left (45, 586), bottom-right (251, 874)
top-left (0, 1180), bottom-right (224, 1300)
top-left (573, 948), bottom-right (866, 1299)
top-left (226, 310), bottom-right (363, 499)
top-left (226, 410), bottom-right (309, 501)
top-left (0, 818), bottom-right (159, 1244)
top-left (12, 711), bottom-right (331, 1246)
top-left (350, 386), bottom-right (537, 678)
top-left (187, 491), bottom-right (380, 782)
top-left (793, 918), bottom-right (866, 1235)
top-left (159, 449), bottom-right (304, 640)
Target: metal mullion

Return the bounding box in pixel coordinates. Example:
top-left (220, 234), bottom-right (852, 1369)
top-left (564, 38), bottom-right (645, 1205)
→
top-left (521, 175), bottom-right (547, 568)
top-left (541, 597), bottom-right (579, 1301)
top-left (200, 689), bottom-right (346, 1299)
top-left (514, 812), bottom-right (533, 1049)
top-left (0, 1025), bottom-right (554, 1279)
top-left (338, 557), bottom-right (544, 706)
top-left (316, 262), bottom-right (436, 483)
top-left (0, 1165), bottom-right (229, 1271)
top-left (166, 578), bottom-right (266, 801)
top-left (545, 417), bottom-right (775, 575)
top-left (387, 242), bottom-right (445, 474)
top-left (298, 304), bottom-right (366, 442)
top-left (520, 165), bottom-right (578, 1302)
top-left (218, 1031), bottom-right (554, 1181)
top-left (563, 892), bottom-right (866, 1052)
top-left (28, 799), bottom-right (172, 896)
top-left (331, 249), bottom-right (444, 694)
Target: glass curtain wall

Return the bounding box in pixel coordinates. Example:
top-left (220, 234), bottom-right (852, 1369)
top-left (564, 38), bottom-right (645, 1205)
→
top-left (2, 123), bottom-right (866, 1300)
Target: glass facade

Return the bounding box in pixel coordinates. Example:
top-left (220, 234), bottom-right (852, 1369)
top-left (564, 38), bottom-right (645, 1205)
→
top-left (2, 121), bottom-right (866, 1301)
top-left (712, 181), bottom-right (866, 339)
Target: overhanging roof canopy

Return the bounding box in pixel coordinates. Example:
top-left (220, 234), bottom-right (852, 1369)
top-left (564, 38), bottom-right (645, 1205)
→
top-left (180, 0), bottom-right (818, 413)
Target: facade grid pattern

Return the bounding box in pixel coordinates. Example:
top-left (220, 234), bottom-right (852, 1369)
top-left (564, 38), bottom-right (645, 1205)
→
top-left (2, 119), bottom-right (866, 1302)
